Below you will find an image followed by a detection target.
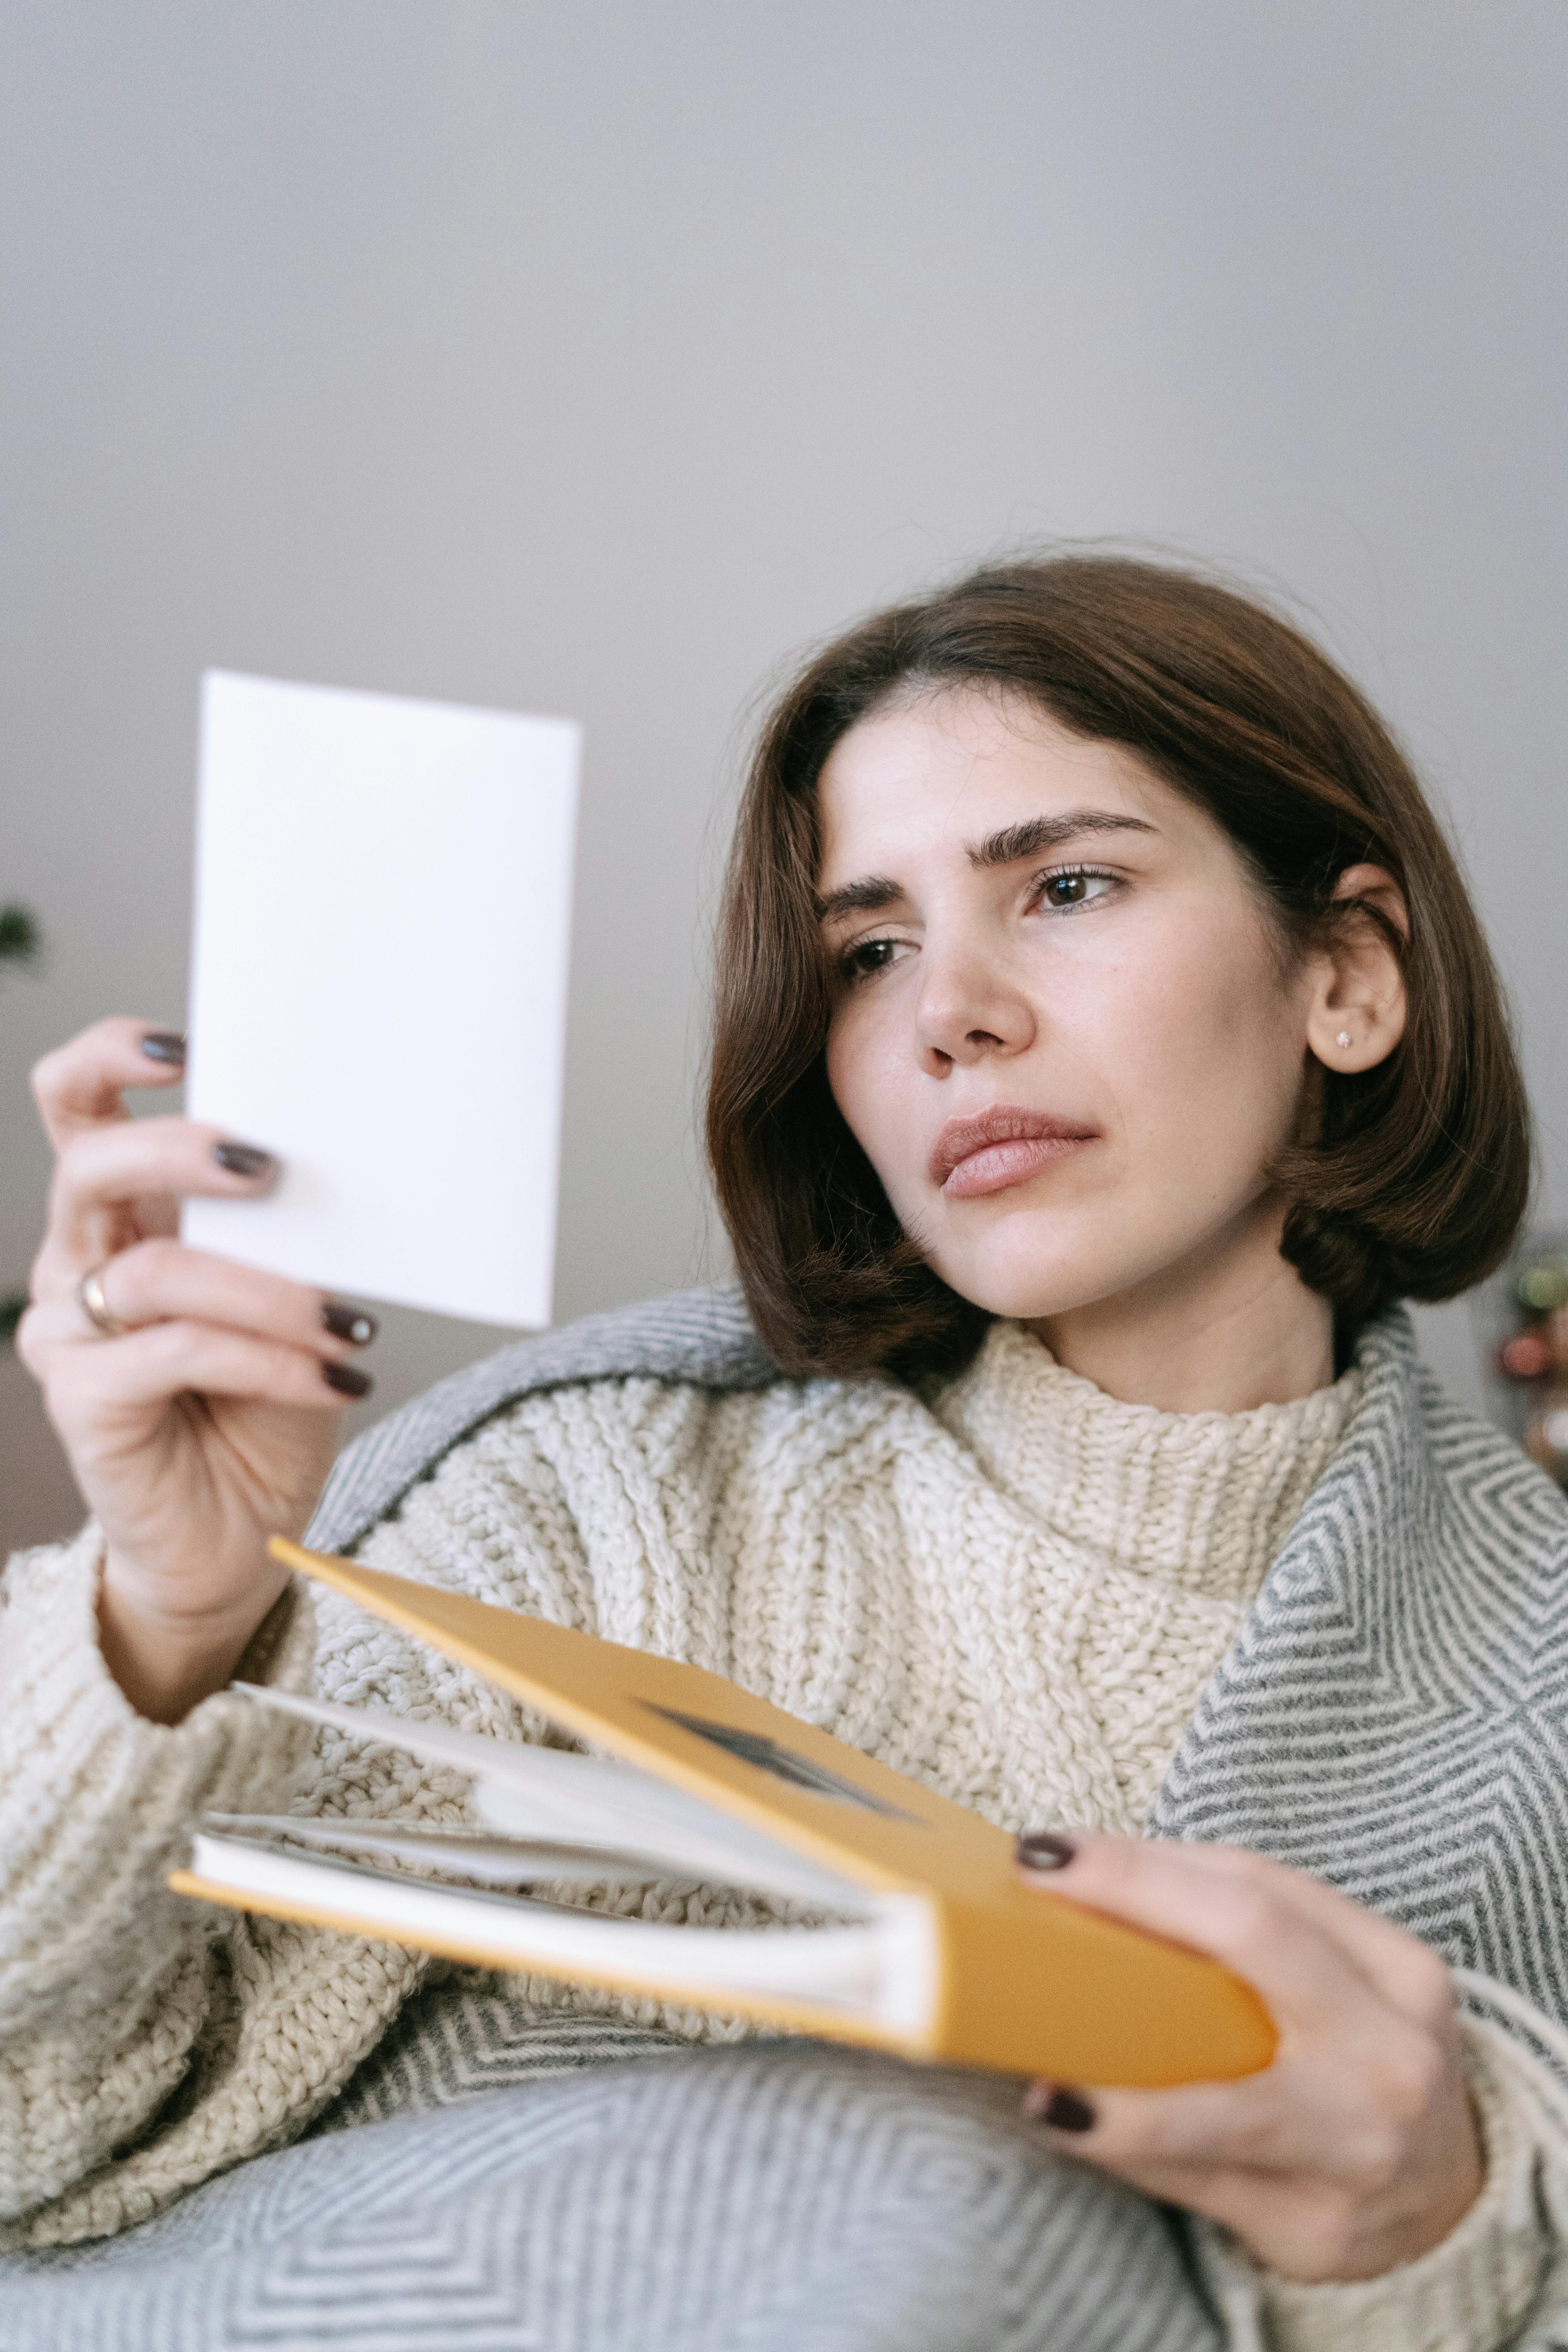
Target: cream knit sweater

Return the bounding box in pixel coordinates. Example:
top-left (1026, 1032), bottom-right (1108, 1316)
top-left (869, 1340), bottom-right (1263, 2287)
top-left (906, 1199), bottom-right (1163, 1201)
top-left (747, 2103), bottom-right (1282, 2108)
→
top-left (0, 1324), bottom-right (1552, 2346)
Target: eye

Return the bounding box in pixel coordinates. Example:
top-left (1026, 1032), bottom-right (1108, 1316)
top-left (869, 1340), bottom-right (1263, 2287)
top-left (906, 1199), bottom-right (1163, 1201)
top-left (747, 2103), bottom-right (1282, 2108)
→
top-left (838, 936), bottom-right (908, 984)
top-left (1033, 866), bottom-right (1117, 913)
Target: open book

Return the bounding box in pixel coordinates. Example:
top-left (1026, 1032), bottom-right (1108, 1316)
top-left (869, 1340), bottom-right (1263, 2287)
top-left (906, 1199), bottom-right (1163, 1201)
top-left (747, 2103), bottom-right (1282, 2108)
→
top-left (169, 1537), bottom-right (1278, 2088)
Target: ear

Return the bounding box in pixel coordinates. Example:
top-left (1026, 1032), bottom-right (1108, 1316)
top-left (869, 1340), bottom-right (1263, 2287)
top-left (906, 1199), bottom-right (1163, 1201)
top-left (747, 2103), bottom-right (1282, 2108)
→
top-left (1302, 863), bottom-right (1408, 1074)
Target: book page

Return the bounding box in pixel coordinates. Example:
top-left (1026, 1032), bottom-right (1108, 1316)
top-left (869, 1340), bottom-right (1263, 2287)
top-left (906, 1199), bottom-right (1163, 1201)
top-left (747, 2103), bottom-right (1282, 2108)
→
top-left (182, 671), bottom-right (580, 1326)
top-left (183, 1833), bottom-right (915, 2016)
top-left (230, 1682), bottom-right (866, 1909)
top-left (201, 1813), bottom-right (682, 1889)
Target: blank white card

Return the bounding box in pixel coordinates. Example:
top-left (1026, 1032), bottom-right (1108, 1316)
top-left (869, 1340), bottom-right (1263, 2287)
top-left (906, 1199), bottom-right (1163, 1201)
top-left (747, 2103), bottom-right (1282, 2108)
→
top-left (183, 671), bottom-right (581, 1327)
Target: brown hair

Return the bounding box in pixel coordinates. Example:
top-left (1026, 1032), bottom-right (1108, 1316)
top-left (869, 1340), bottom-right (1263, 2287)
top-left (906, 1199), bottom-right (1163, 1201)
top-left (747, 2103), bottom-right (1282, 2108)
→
top-left (706, 554), bottom-right (1531, 1379)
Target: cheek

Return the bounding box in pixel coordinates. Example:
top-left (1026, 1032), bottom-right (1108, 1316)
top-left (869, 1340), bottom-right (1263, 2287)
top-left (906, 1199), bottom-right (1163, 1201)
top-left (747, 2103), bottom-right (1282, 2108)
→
top-left (1086, 920), bottom-right (1303, 1155)
top-left (822, 901), bottom-right (1306, 1233)
top-left (825, 998), bottom-right (915, 1183)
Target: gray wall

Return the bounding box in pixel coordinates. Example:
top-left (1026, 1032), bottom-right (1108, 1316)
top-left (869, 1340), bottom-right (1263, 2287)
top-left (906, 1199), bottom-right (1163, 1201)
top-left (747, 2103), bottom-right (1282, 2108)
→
top-left (4, 2), bottom-right (1564, 1555)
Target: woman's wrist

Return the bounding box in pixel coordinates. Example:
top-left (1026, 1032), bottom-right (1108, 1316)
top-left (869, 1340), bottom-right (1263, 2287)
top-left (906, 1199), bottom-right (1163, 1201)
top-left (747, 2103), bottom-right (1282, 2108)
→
top-left (1209, 2032), bottom-right (1551, 2352)
top-left (98, 1551), bottom-right (288, 1723)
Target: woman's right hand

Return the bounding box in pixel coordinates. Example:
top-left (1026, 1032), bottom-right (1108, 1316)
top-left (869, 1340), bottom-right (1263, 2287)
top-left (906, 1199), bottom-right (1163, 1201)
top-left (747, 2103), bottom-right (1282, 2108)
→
top-left (17, 1017), bottom-right (379, 1724)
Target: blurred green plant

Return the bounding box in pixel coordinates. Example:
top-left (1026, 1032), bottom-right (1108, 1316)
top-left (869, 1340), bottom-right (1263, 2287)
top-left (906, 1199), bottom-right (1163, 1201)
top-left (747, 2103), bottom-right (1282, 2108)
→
top-left (0, 905), bottom-right (41, 969)
top-left (2, 903), bottom-right (43, 1345)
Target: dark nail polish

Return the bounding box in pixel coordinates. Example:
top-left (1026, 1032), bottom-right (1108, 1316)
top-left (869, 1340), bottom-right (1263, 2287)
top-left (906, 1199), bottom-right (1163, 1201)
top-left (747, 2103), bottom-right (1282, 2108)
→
top-left (322, 1301), bottom-right (378, 1347)
top-left (1040, 2087), bottom-right (1096, 2134)
top-left (213, 1141), bottom-right (275, 1178)
top-left (1016, 1831), bottom-right (1077, 1871)
top-left (140, 1029), bottom-right (187, 1066)
top-left (322, 1361), bottom-right (373, 1398)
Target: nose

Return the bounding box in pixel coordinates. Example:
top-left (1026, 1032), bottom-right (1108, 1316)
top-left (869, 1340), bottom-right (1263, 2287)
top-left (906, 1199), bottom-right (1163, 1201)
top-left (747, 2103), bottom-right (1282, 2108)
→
top-left (915, 933), bottom-right (1036, 1075)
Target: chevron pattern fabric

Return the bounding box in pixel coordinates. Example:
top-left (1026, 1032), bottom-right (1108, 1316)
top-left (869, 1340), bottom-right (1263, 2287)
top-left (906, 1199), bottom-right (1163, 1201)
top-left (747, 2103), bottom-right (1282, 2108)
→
top-left (3, 2046), bottom-right (1220, 2351)
top-left (1149, 1346), bottom-right (1568, 2026)
top-left (305, 1971), bottom-right (691, 2138)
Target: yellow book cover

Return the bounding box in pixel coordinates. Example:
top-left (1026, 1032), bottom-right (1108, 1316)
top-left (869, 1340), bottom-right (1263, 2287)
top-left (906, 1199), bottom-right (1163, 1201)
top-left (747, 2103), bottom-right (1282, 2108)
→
top-left (168, 1536), bottom-right (1277, 2089)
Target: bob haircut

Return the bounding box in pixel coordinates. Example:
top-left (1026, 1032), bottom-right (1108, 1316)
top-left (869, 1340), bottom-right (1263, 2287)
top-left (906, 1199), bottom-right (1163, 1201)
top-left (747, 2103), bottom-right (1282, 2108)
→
top-left (707, 554), bottom-right (1531, 1381)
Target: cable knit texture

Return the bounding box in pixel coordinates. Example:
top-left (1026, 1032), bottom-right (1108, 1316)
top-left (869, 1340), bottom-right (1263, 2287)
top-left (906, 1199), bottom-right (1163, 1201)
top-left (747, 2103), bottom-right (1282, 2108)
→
top-left (931, 1324), bottom-right (1360, 1830)
top-left (0, 1319), bottom-right (1555, 2350)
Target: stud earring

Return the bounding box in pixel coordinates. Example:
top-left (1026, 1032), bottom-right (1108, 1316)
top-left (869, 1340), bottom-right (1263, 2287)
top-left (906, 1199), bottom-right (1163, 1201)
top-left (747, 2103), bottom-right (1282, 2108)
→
top-left (1336, 1031), bottom-right (1352, 1048)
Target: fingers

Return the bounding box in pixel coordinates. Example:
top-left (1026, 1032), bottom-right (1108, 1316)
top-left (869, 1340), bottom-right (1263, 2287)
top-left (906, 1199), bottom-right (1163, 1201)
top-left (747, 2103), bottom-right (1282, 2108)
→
top-left (1027, 2049), bottom-right (1369, 2177)
top-left (1021, 1997), bottom-right (1452, 2191)
top-left (1018, 1834), bottom-right (1347, 2024)
top-left (1025, 2073), bottom-right (1275, 2181)
top-left (44, 1238), bottom-right (377, 1361)
top-left (43, 1116), bottom-right (278, 1272)
top-left (25, 1102), bottom-right (381, 1435)
top-left (1218, 1845), bottom-right (1452, 2018)
top-left (21, 1276), bottom-right (377, 1428)
top-left (1024, 2013), bottom-right (1466, 2238)
top-left (1025, 2079), bottom-right (1364, 2244)
top-left (1017, 1835), bottom-right (1450, 2032)
top-left (48, 1316), bottom-right (369, 1428)
top-left (32, 1017), bottom-right (187, 1149)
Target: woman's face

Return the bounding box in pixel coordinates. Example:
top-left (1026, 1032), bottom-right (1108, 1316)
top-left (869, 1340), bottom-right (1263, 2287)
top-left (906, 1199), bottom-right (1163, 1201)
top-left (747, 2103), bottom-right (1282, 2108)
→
top-left (818, 685), bottom-right (1319, 1331)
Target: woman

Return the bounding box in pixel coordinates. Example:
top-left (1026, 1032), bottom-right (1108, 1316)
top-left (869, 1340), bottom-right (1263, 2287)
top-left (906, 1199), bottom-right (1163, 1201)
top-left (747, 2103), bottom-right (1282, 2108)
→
top-left (5, 554), bottom-right (1568, 2350)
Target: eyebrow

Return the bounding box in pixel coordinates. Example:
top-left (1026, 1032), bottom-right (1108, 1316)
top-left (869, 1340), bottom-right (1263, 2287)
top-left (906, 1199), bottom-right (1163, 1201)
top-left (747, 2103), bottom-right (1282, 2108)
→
top-left (814, 810), bottom-right (1158, 922)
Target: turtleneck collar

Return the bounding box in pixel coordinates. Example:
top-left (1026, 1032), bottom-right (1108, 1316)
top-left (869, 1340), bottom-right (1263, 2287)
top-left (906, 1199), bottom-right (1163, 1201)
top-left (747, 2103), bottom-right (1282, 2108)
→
top-left (935, 1319), bottom-right (1364, 1608)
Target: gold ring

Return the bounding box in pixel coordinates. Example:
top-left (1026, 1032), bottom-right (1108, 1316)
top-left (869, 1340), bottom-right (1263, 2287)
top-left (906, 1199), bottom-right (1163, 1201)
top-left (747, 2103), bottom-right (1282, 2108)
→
top-left (78, 1262), bottom-right (131, 1338)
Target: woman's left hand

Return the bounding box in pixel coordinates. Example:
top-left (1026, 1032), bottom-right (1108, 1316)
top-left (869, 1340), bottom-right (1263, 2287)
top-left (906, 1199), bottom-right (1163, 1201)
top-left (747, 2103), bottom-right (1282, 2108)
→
top-left (1017, 1834), bottom-right (1483, 2284)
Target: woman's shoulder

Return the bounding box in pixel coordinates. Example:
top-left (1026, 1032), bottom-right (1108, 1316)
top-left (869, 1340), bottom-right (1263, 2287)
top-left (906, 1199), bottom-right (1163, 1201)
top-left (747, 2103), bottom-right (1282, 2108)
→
top-left (307, 1284), bottom-right (907, 1559)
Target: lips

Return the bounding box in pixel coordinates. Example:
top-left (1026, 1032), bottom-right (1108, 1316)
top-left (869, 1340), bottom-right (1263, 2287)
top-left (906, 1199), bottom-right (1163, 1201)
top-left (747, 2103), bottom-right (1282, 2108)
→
top-left (929, 1105), bottom-right (1098, 1199)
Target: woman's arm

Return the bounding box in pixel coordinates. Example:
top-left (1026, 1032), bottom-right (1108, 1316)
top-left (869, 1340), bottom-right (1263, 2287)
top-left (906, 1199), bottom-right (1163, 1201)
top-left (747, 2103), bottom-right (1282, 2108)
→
top-left (0, 1012), bottom-right (377, 2223)
top-left (0, 1527), bottom-right (316, 2230)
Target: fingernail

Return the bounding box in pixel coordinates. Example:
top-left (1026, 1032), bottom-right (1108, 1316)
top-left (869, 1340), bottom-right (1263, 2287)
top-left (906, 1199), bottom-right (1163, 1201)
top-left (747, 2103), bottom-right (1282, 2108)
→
top-left (213, 1141), bottom-right (275, 1178)
top-left (322, 1361), bottom-right (373, 1398)
top-left (322, 1301), bottom-right (378, 1347)
top-left (1016, 1830), bottom-right (1077, 1871)
top-left (1038, 2087), bottom-right (1096, 2134)
top-left (140, 1029), bottom-right (187, 1066)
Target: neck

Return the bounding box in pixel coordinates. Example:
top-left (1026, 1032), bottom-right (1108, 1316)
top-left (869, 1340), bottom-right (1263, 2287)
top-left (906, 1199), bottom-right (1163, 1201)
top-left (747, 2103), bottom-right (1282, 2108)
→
top-left (1027, 1200), bottom-right (1336, 1414)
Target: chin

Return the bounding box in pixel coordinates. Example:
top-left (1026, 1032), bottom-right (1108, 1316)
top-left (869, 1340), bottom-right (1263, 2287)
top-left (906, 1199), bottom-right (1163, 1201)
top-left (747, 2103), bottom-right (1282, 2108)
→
top-left (925, 1218), bottom-right (1129, 1325)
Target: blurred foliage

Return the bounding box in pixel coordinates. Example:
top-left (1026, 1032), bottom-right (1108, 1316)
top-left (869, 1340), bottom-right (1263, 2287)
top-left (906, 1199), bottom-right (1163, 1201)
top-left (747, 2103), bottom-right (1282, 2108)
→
top-left (1, 1292), bottom-right (27, 1344)
top-left (0, 904), bottom-right (41, 969)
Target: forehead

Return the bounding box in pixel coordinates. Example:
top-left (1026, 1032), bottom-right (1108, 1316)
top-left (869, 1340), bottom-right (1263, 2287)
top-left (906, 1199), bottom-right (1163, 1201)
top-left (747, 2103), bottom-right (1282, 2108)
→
top-left (814, 685), bottom-right (1180, 881)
